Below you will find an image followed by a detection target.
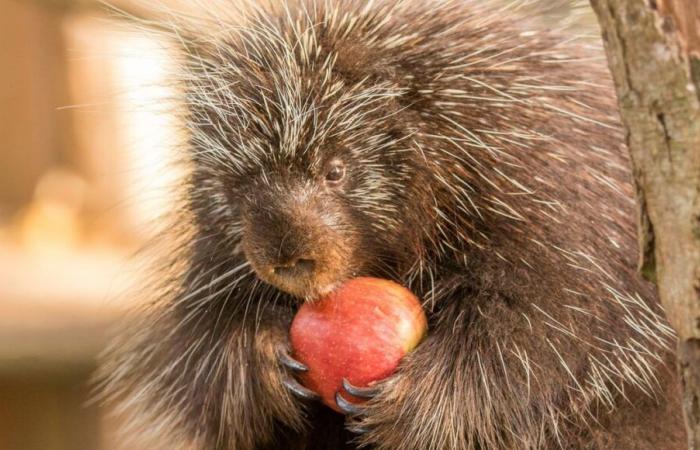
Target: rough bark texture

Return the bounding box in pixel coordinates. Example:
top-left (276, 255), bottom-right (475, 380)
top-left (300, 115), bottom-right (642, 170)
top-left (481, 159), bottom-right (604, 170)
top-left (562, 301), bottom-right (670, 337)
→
top-left (589, 0), bottom-right (700, 447)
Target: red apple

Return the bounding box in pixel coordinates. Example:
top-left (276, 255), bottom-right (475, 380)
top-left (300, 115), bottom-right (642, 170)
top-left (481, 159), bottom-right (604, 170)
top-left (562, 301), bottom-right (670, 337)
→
top-left (290, 277), bottom-right (427, 413)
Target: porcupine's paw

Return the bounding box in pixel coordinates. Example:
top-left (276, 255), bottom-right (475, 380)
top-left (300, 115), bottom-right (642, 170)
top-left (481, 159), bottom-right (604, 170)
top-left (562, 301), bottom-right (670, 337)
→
top-left (277, 345), bottom-right (319, 401)
top-left (334, 378), bottom-right (380, 417)
top-left (345, 336), bottom-right (453, 449)
top-left (340, 345), bottom-right (432, 441)
top-left (339, 375), bottom-right (401, 437)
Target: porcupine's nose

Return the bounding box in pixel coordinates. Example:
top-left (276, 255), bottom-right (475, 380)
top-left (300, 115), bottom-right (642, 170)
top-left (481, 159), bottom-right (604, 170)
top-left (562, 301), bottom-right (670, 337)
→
top-left (242, 182), bottom-right (340, 298)
top-left (273, 258), bottom-right (316, 279)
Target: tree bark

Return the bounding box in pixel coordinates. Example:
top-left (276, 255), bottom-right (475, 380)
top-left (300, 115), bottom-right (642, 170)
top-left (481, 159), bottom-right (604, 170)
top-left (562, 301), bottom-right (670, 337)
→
top-left (589, 0), bottom-right (700, 447)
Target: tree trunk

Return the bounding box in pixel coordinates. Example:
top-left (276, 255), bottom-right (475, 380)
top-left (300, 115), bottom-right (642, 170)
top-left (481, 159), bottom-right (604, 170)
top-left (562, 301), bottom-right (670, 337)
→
top-left (589, 0), bottom-right (700, 447)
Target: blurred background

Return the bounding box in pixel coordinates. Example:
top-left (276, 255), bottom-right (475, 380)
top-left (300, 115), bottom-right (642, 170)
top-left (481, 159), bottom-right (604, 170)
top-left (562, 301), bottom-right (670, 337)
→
top-left (0, 1), bottom-right (593, 449)
top-left (0, 0), bottom-right (188, 448)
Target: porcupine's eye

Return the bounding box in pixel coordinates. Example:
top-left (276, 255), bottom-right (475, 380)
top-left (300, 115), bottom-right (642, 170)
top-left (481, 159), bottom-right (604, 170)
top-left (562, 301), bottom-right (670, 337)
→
top-left (324, 159), bottom-right (346, 186)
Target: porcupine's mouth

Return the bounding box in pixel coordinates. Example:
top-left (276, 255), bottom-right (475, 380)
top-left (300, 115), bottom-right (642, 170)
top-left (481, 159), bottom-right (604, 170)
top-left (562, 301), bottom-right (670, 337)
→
top-left (305, 282), bottom-right (342, 302)
top-left (240, 221), bottom-right (362, 301)
top-left (249, 256), bottom-right (351, 302)
top-left (277, 279), bottom-right (344, 303)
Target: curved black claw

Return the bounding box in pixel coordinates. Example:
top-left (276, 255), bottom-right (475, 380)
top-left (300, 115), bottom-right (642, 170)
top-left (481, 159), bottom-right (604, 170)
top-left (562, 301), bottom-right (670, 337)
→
top-left (278, 347), bottom-right (308, 372)
top-left (335, 392), bottom-right (367, 416)
top-left (283, 376), bottom-right (319, 401)
top-left (342, 378), bottom-right (380, 399)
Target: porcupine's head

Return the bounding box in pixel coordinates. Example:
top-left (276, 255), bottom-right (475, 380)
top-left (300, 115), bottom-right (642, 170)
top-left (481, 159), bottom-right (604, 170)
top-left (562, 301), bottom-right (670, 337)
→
top-left (185, 2), bottom-right (437, 300)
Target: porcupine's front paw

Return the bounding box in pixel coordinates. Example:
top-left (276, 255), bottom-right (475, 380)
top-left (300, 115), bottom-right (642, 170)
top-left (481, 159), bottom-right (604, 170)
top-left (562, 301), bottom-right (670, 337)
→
top-left (343, 335), bottom-right (458, 450)
top-left (277, 342), bottom-right (385, 418)
top-left (343, 370), bottom-right (421, 446)
top-left (335, 378), bottom-right (381, 417)
top-left (339, 372), bottom-right (403, 438)
top-left (277, 344), bottom-right (320, 401)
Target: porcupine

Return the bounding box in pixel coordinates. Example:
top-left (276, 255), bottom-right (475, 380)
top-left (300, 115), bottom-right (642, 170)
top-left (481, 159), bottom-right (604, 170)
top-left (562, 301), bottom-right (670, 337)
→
top-left (97, 0), bottom-right (688, 449)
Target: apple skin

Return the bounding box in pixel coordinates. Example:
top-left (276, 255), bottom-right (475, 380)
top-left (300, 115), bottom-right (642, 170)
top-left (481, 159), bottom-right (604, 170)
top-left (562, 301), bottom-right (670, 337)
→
top-left (290, 277), bottom-right (427, 413)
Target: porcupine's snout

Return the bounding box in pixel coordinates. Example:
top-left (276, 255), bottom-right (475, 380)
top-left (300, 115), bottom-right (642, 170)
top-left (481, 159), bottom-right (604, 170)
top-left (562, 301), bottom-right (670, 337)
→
top-left (241, 182), bottom-right (357, 300)
top-left (272, 257), bottom-right (316, 281)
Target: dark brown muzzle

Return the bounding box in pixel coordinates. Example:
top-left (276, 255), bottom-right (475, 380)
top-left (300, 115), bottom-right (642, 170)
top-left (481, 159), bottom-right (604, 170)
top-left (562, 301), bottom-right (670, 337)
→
top-left (241, 185), bottom-right (354, 299)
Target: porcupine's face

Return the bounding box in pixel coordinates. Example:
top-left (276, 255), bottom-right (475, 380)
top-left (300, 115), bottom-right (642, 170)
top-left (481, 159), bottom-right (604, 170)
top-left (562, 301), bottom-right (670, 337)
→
top-left (226, 109), bottom-right (420, 300)
top-left (188, 35), bottom-right (425, 300)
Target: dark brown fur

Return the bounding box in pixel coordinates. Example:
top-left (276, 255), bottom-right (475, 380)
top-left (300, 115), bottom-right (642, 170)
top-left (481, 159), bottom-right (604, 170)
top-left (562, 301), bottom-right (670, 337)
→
top-left (98, 1), bottom-right (686, 449)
